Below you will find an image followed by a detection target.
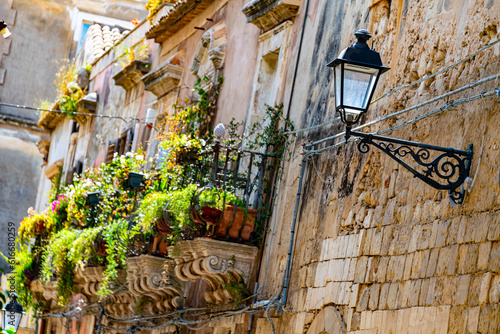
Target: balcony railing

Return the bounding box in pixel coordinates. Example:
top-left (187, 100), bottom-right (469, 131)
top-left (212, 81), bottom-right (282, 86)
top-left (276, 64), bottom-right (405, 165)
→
top-left (159, 141), bottom-right (278, 244)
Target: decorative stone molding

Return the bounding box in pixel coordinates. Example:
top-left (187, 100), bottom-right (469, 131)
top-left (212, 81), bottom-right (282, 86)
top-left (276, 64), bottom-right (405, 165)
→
top-left (146, 0), bottom-right (217, 43)
top-left (44, 158), bottom-right (64, 181)
top-left (190, 23), bottom-right (227, 79)
top-left (36, 140), bottom-right (51, 156)
top-left (38, 101), bottom-right (63, 131)
top-left (126, 255), bottom-right (184, 313)
top-left (170, 238), bottom-right (258, 305)
top-left (74, 266), bottom-right (134, 317)
top-left (113, 60), bottom-right (151, 91)
top-left (75, 92), bottom-right (98, 125)
top-left (31, 279), bottom-right (58, 309)
top-left (142, 62), bottom-right (183, 98)
top-left (242, 0), bottom-right (300, 32)
top-left (306, 306), bottom-right (345, 334)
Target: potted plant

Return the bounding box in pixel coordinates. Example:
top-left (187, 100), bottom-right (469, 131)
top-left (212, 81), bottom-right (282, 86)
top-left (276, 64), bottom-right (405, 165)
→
top-left (128, 172), bottom-right (145, 188)
top-left (194, 186), bottom-right (256, 241)
top-left (217, 205), bottom-right (257, 241)
top-left (19, 210), bottom-right (53, 242)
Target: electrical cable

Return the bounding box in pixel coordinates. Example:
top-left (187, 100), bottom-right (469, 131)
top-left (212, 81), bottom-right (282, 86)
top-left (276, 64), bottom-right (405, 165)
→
top-left (283, 47), bottom-right (500, 136)
top-left (311, 154), bottom-right (335, 183)
top-left (0, 102), bottom-right (136, 124)
top-left (371, 37), bottom-right (500, 104)
top-left (304, 87), bottom-right (500, 157)
top-left (303, 85), bottom-right (500, 152)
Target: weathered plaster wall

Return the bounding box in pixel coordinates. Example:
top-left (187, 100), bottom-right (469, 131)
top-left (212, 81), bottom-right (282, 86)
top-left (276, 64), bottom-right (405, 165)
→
top-left (0, 126), bottom-right (43, 273)
top-left (255, 0), bottom-right (500, 333)
top-left (0, 0), bottom-right (72, 121)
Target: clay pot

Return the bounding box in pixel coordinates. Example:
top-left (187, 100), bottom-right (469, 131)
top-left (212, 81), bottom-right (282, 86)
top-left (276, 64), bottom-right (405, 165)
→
top-left (149, 233), bottom-right (169, 256)
top-left (191, 206), bottom-right (221, 225)
top-left (215, 206), bottom-right (257, 241)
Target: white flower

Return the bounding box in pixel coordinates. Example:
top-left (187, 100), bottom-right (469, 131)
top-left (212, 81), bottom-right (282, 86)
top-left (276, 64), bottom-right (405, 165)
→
top-left (200, 139), bottom-right (206, 146)
top-left (126, 152), bottom-right (133, 157)
top-left (136, 155), bottom-right (144, 161)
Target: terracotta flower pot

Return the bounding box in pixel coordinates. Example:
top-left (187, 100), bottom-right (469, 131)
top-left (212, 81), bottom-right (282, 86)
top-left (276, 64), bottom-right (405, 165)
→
top-left (191, 206), bottom-right (221, 225)
top-left (215, 206), bottom-right (257, 241)
top-left (149, 233), bottom-right (169, 256)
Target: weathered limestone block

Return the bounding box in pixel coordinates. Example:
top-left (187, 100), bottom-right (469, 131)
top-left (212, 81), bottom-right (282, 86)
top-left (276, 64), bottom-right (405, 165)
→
top-left (457, 243), bottom-right (479, 274)
top-left (487, 241), bottom-right (500, 272)
top-left (126, 255), bottom-right (184, 313)
top-left (242, 0), bottom-right (300, 32)
top-left (142, 62), bottom-right (183, 98)
top-left (170, 238), bottom-right (258, 305)
top-left (436, 244), bottom-right (459, 276)
top-left (306, 306), bottom-right (345, 334)
top-left (489, 274), bottom-right (500, 303)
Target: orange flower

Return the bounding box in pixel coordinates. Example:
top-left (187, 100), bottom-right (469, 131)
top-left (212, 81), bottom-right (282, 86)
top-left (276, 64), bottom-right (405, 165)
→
top-left (131, 18), bottom-right (140, 25)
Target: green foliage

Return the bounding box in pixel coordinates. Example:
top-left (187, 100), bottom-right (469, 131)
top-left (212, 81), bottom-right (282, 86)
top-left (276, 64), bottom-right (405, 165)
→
top-left (198, 186), bottom-right (245, 210)
top-left (145, 0), bottom-right (179, 21)
top-left (117, 41), bottom-right (150, 68)
top-left (136, 192), bottom-right (170, 233)
top-left (221, 274), bottom-right (249, 305)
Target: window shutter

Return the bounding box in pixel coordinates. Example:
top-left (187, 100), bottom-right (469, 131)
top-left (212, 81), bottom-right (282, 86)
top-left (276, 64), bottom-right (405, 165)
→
top-left (106, 139), bottom-right (118, 163)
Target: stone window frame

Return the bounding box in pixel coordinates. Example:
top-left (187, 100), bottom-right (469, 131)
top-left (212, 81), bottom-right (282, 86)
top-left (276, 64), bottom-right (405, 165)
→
top-left (244, 20), bottom-right (294, 131)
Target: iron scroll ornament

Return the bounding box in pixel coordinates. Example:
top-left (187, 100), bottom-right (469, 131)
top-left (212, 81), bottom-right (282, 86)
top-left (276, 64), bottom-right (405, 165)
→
top-left (345, 127), bottom-right (473, 204)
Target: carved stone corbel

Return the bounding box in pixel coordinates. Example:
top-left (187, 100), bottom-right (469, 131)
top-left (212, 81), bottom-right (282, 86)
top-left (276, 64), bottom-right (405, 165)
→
top-left (208, 46), bottom-right (226, 70)
top-left (74, 266), bottom-right (135, 317)
top-left (242, 0), bottom-right (300, 32)
top-left (126, 255), bottom-right (184, 314)
top-left (170, 238), bottom-right (258, 305)
top-left (142, 62), bottom-right (183, 98)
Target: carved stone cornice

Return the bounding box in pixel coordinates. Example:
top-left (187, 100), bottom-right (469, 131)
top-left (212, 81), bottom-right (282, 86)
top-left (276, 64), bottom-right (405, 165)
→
top-left (146, 0), bottom-right (217, 43)
top-left (142, 62), bottom-right (183, 98)
top-left (31, 279), bottom-right (58, 309)
top-left (75, 92), bottom-right (98, 125)
top-left (126, 255), bottom-right (184, 313)
top-left (113, 60), bottom-right (151, 91)
top-left (75, 266), bottom-right (133, 317)
top-left (242, 0), bottom-right (300, 32)
top-left (170, 238), bottom-right (258, 305)
top-left (38, 101), bottom-right (63, 131)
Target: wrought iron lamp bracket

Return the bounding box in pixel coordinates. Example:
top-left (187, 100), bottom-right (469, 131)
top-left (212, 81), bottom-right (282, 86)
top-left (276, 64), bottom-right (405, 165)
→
top-left (345, 127), bottom-right (473, 204)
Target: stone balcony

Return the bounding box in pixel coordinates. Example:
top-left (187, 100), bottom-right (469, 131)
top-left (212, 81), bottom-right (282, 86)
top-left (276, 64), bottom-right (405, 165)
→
top-left (113, 60), bottom-right (151, 91)
top-left (146, 0), bottom-right (217, 43)
top-left (170, 238), bottom-right (259, 305)
top-left (37, 101), bottom-right (63, 131)
top-left (242, 0), bottom-right (301, 32)
top-left (142, 62), bottom-right (183, 98)
top-left (126, 255), bottom-right (184, 313)
top-left (75, 92), bottom-right (98, 125)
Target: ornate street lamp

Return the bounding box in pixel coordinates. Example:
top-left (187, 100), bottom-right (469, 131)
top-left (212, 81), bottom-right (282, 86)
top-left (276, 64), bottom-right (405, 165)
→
top-left (328, 30), bottom-right (390, 125)
top-left (329, 30), bottom-right (473, 204)
top-left (2, 294), bottom-right (24, 333)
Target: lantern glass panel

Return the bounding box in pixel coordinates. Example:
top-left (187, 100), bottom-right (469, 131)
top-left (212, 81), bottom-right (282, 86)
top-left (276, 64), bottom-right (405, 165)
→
top-left (2, 307), bottom-right (23, 332)
top-left (342, 63), bottom-right (379, 110)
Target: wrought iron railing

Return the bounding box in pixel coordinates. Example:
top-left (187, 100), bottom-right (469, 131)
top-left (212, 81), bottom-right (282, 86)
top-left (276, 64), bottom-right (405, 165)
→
top-left (157, 141), bottom-right (278, 245)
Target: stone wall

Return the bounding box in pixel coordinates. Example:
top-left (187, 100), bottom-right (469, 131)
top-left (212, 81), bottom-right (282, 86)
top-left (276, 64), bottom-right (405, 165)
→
top-left (254, 0), bottom-right (500, 333)
top-left (0, 124), bottom-right (44, 273)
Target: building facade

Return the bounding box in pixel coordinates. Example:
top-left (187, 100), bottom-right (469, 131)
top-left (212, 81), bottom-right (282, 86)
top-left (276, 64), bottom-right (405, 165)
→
top-left (14, 0), bottom-right (500, 333)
